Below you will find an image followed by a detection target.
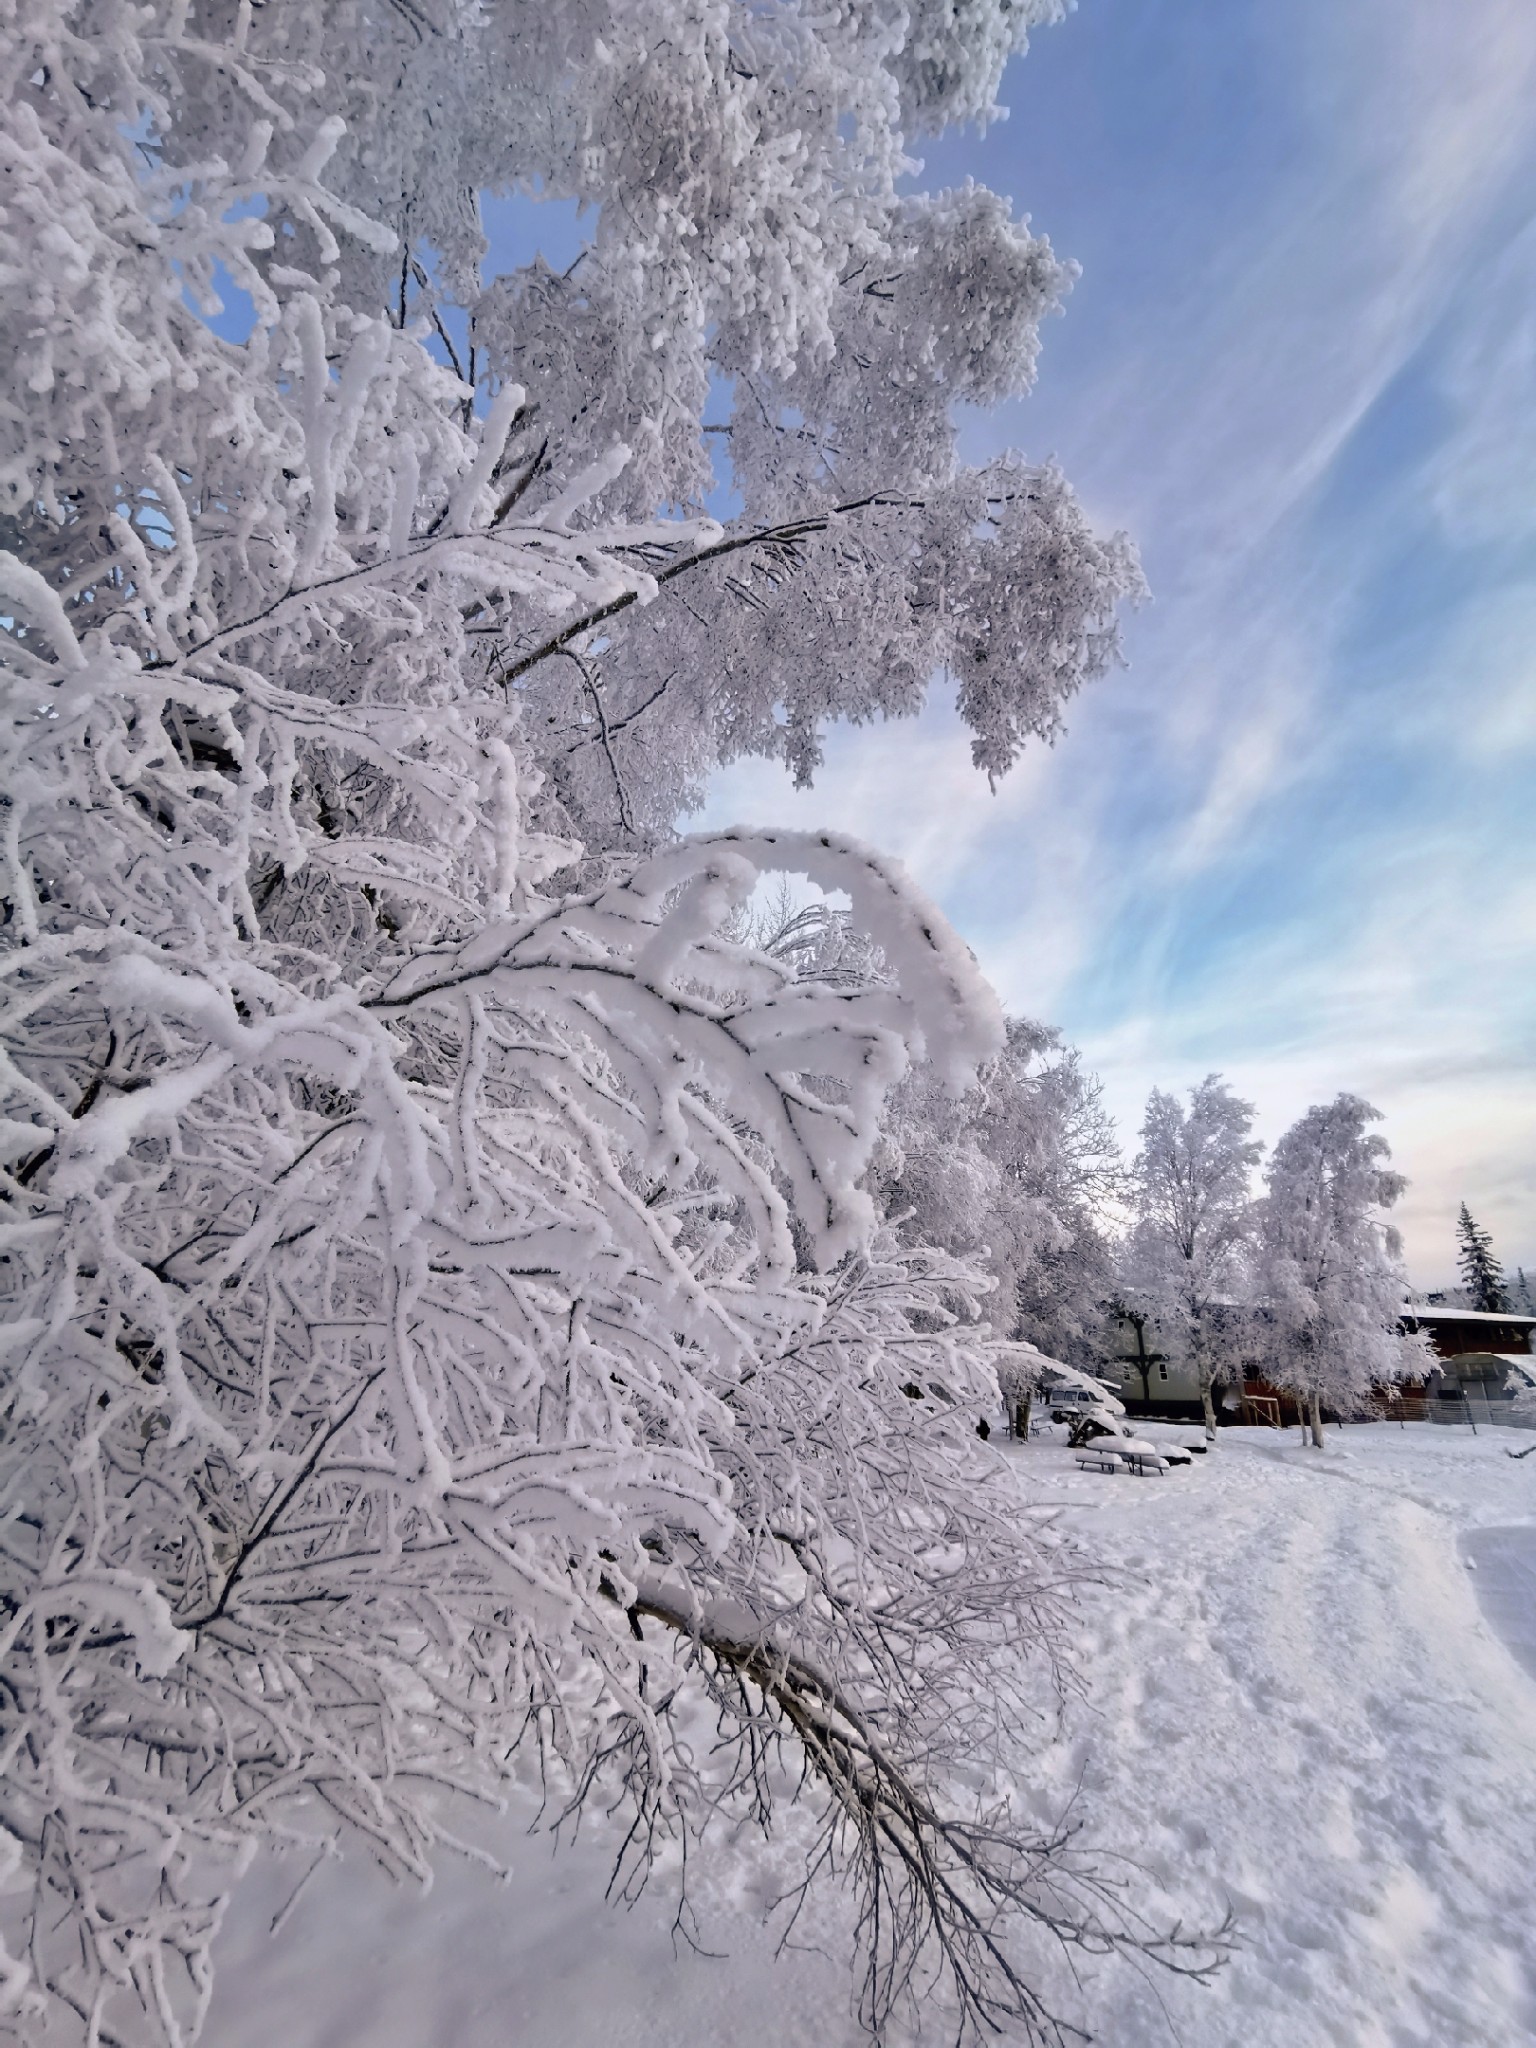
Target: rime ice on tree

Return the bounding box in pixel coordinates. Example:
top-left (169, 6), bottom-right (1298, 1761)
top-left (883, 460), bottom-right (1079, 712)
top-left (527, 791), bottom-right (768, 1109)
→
top-left (0, 5), bottom-right (1218, 2043)
top-left (1254, 1097), bottom-right (1421, 1448)
top-left (1120, 1076), bottom-right (1263, 1439)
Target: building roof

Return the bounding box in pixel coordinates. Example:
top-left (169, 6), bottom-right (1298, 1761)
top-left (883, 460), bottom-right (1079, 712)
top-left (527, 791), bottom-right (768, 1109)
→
top-left (1400, 1305), bottom-right (1536, 1325)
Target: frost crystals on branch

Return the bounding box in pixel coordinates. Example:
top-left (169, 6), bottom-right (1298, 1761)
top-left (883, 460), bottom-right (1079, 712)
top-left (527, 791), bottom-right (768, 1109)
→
top-left (1, 6), bottom-right (1212, 2044)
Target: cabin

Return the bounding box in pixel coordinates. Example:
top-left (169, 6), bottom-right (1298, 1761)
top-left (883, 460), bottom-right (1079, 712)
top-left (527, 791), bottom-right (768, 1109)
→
top-left (1387, 1305), bottom-right (1536, 1423)
top-left (1398, 1304), bottom-right (1535, 1360)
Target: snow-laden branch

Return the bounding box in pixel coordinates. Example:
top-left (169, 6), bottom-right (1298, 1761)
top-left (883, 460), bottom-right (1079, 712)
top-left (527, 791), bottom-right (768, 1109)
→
top-left (0, 9), bottom-right (1193, 2043)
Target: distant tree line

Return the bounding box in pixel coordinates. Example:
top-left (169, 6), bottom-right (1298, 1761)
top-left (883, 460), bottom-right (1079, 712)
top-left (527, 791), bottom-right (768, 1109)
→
top-left (881, 1043), bottom-right (1515, 1453)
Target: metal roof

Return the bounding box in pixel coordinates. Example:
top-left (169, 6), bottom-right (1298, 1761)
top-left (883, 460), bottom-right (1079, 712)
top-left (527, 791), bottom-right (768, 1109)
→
top-left (1400, 1305), bottom-right (1536, 1324)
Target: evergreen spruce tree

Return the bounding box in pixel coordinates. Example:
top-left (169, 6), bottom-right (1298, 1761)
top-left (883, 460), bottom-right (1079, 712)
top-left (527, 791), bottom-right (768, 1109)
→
top-left (1455, 1203), bottom-right (1509, 1313)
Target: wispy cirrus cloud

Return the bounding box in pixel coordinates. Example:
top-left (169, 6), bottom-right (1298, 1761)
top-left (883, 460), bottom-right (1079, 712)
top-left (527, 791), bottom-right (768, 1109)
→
top-left (1423, 219), bottom-right (1536, 551)
top-left (700, 0), bottom-right (1536, 1282)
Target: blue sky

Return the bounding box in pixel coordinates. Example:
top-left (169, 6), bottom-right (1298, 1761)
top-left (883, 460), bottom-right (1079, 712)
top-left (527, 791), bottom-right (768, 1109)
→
top-left (700, 0), bottom-right (1536, 1287)
top-left (194, 2), bottom-right (1534, 1285)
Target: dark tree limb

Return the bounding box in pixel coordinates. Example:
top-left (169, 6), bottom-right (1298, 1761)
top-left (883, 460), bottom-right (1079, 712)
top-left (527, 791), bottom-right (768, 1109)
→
top-left (493, 492), bottom-right (920, 688)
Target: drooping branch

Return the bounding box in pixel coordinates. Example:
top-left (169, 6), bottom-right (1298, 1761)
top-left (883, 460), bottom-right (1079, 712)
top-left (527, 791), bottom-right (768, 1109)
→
top-left (628, 1587), bottom-right (1234, 2046)
top-left (491, 492), bottom-right (920, 687)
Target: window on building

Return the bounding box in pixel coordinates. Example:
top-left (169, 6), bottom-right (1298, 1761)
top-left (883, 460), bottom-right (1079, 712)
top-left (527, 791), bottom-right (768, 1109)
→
top-left (1158, 1361), bottom-right (1169, 1381)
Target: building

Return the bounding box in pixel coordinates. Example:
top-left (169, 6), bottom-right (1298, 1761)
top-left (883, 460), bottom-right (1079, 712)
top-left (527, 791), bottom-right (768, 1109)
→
top-left (1392, 1305), bottom-right (1536, 1422)
top-left (1105, 1301), bottom-right (1536, 1427)
top-left (1399, 1304), bottom-right (1535, 1362)
top-left (1105, 1303), bottom-right (1262, 1423)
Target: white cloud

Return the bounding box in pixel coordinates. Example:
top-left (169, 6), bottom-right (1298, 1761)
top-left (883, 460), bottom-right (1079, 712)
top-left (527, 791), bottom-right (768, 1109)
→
top-left (1161, 647), bottom-right (1313, 881)
top-left (698, 690), bottom-right (1054, 901)
top-left (1377, 576), bottom-right (1536, 767)
top-left (1425, 218), bottom-right (1536, 550)
top-left (696, 0), bottom-right (1536, 1283)
top-left (1092, 0), bottom-right (1536, 574)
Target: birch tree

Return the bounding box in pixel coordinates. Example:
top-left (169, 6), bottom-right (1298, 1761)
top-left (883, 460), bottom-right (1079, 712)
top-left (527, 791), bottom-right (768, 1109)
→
top-left (1255, 1096), bottom-right (1417, 1449)
top-left (875, 1019), bottom-right (1123, 1374)
top-left (1124, 1077), bottom-right (1261, 1437)
top-left (0, 4), bottom-right (1212, 2044)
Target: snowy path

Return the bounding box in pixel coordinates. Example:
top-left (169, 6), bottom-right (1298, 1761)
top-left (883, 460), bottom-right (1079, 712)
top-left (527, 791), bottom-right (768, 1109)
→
top-left (1037, 1425), bottom-right (1536, 2046)
top-left (205, 1426), bottom-right (1536, 2048)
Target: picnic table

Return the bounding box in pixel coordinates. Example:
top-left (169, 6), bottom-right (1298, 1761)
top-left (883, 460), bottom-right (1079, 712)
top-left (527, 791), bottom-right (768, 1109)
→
top-left (1075, 1437), bottom-right (1174, 1476)
top-left (1075, 1446), bottom-right (1124, 1474)
top-left (1117, 1440), bottom-right (1170, 1476)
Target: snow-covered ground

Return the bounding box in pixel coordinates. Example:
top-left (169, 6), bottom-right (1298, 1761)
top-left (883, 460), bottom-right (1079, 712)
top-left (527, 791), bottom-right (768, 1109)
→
top-left (205, 1424), bottom-right (1536, 2048)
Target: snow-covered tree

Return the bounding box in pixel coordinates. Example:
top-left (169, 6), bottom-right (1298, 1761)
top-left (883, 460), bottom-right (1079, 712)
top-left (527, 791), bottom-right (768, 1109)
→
top-left (1254, 1097), bottom-right (1418, 1449)
top-left (1121, 1077), bottom-right (1261, 1437)
top-left (380, 3), bottom-right (1143, 855)
top-left (873, 1018), bottom-right (1124, 1372)
top-left (6, 0), bottom-right (1143, 878)
top-left (1455, 1203), bottom-right (1509, 1313)
top-left (1005, 1034), bottom-right (1125, 1367)
top-left (0, 5), bottom-right (1208, 2044)
top-left (1514, 1266), bottom-right (1535, 1316)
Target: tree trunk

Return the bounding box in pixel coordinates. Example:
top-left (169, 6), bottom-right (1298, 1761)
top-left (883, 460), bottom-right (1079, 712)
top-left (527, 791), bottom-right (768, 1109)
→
top-left (1200, 1372), bottom-right (1217, 1442)
top-left (1130, 1315), bottom-right (1151, 1408)
top-left (1307, 1389), bottom-right (1325, 1449)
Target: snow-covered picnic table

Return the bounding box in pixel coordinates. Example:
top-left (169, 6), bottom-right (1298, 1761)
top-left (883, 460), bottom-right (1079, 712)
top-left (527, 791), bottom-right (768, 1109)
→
top-left (1116, 1438), bottom-right (1170, 1475)
top-left (1075, 1445), bottom-right (1125, 1473)
top-left (1075, 1436), bottom-right (1179, 1476)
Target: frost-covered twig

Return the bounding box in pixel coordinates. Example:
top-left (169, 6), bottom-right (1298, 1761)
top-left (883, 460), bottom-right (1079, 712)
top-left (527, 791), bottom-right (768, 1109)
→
top-left (1, 9), bottom-right (1179, 2043)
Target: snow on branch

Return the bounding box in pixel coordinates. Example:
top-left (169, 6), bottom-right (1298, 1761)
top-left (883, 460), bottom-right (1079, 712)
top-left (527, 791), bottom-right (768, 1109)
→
top-left (0, 7), bottom-right (1198, 2043)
